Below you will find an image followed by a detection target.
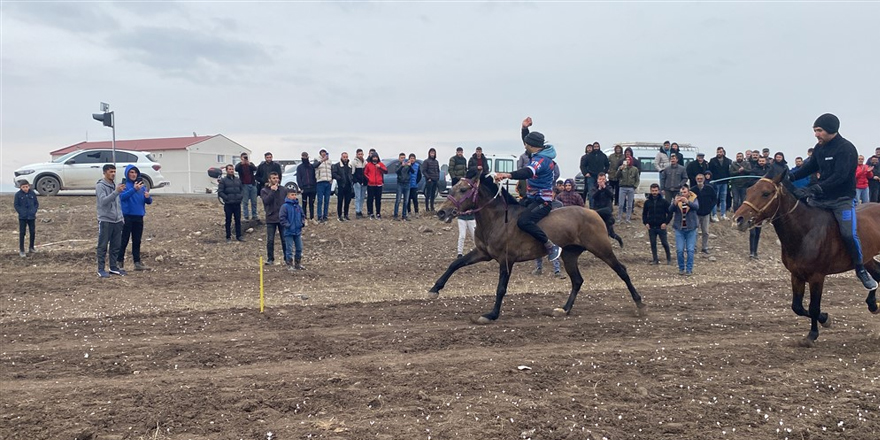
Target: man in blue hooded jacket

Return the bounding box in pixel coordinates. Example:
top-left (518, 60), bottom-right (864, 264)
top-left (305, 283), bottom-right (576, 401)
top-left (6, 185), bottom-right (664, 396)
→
top-left (493, 117), bottom-right (561, 261)
top-left (118, 165), bottom-right (153, 271)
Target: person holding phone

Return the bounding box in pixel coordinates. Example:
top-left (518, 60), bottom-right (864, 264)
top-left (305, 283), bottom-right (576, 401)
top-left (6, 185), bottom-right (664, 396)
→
top-left (118, 164), bottom-right (153, 271)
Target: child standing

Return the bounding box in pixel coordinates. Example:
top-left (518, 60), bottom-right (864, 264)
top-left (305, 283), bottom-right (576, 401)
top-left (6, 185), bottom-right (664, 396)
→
top-left (279, 189), bottom-right (306, 271)
top-left (14, 180), bottom-right (39, 258)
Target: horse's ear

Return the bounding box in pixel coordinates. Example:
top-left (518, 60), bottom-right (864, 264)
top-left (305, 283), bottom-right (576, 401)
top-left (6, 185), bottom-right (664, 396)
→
top-left (771, 167), bottom-right (788, 184)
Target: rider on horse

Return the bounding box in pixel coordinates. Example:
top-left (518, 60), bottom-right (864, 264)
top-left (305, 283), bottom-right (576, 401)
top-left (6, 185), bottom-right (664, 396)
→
top-left (494, 117), bottom-right (562, 261)
top-left (790, 113), bottom-right (878, 290)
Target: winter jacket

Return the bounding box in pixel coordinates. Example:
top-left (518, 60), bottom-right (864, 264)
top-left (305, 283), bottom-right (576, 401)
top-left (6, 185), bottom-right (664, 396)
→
top-left (421, 157), bottom-right (440, 182)
top-left (790, 166), bottom-right (811, 188)
top-left (119, 165), bottom-right (153, 217)
top-left (409, 161), bottom-right (421, 188)
top-left (332, 160), bottom-right (354, 194)
top-left (255, 161), bottom-right (282, 187)
top-left (235, 162), bottom-right (257, 185)
top-left (581, 150), bottom-right (610, 177)
top-left (730, 159), bottom-right (752, 188)
top-left (14, 189), bottom-right (38, 220)
top-left (618, 165), bottom-right (640, 189)
top-left (748, 163), bottom-right (771, 187)
top-left (468, 154), bottom-right (490, 177)
top-left (396, 161), bottom-right (413, 185)
top-left (642, 193), bottom-right (673, 228)
top-left (352, 156), bottom-right (367, 185)
top-left (694, 183), bottom-right (717, 216)
top-left (654, 148), bottom-right (671, 172)
top-left (95, 178), bottom-right (124, 223)
top-left (448, 155), bottom-right (467, 179)
top-left (315, 158), bottom-right (333, 183)
top-left (260, 185), bottom-right (288, 223)
top-left (855, 164), bottom-right (871, 189)
top-left (591, 185), bottom-right (615, 210)
top-left (296, 161), bottom-right (317, 194)
top-left (555, 190), bottom-right (584, 207)
top-left (365, 161), bottom-right (387, 186)
top-left (607, 152), bottom-right (625, 181)
top-left (708, 156), bottom-right (732, 180)
top-left (660, 164), bottom-right (688, 192)
top-left (669, 192), bottom-right (699, 231)
top-left (218, 174), bottom-right (244, 205)
top-left (279, 198), bottom-right (305, 237)
top-left (686, 159), bottom-right (709, 187)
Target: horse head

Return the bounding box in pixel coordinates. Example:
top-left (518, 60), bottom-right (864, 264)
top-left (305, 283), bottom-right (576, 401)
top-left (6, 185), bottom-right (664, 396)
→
top-left (437, 176), bottom-right (482, 223)
top-left (733, 168), bottom-right (793, 231)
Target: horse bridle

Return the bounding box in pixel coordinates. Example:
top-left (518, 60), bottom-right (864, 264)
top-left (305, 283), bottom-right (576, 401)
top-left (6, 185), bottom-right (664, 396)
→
top-left (741, 177), bottom-right (799, 227)
top-left (446, 177), bottom-right (504, 215)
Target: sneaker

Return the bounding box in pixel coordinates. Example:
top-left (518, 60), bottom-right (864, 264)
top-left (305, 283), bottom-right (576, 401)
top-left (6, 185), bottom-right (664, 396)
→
top-left (236, 237), bottom-right (245, 242)
top-left (226, 238), bottom-right (232, 243)
top-left (393, 215), bottom-right (399, 220)
top-left (710, 215), bottom-right (719, 222)
top-left (685, 271), bottom-right (693, 276)
top-left (376, 214), bottom-right (382, 219)
top-left (554, 271), bottom-right (566, 279)
top-left (701, 249), bottom-right (710, 255)
top-left (531, 267), bottom-right (543, 276)
top-left (338, 217), bottom-right (343, 222)
top-left (344, 216), bottom-right (350, 221)
top-left (356, 213), bottom-right (363, 219)
top-left (97, 269), bottom-right (110, 278)
top-left (403, 217), bottom-right (410, 221)
top-left (116, 260), bottom-right (125, 270)
top-left (722, 215), bottom-right (729, 220)
top-left (19, 251), bottom-right (26, 258)
top-left (856, 267), bottom-right (878, 290)
top-left (369, 214), bottom-right (376, 220)
top-left (28, 247), bottom-right (37, 254)
top-left (287, 265), bottom-right (296, 272)
top-left (546, 244), bottom-right (561, 261)
top-left (457, 254), bottom-right (463, 259)
top-left (649, 260), bottom-right (659, 265)
top-left (109, 267), bottom-right (127, 276)
top-left (134, 262), bottom-right (150, 271)
top-left (679, 269), bottom-right (685, 276)
top-left (666, 257), bottom-right (672, 266)
top-left (265, 259), bottom-right (274, 266)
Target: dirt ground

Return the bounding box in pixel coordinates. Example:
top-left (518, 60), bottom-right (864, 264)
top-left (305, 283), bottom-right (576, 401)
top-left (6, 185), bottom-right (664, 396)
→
top-left (1, 194), bottom-right (878, 440)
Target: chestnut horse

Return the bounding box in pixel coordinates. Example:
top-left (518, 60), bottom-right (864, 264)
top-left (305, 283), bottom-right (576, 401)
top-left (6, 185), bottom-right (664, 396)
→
top-left (733, 170), bottom-right (880, 346)
top-left (432, 176), bottom-right (645, 323)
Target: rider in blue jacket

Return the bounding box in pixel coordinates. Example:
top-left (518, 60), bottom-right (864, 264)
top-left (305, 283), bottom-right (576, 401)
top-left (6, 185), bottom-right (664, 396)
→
top-left (494, 117), bottom-right (561, 261)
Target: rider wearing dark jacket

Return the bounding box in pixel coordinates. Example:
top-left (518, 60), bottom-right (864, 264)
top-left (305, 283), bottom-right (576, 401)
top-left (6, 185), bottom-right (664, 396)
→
top-left (790, 113), bottom-right (876, 290)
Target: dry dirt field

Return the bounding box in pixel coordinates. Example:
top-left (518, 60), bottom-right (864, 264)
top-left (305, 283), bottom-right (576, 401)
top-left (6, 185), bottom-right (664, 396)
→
top-left (1, 194), bottom-right (878, 440)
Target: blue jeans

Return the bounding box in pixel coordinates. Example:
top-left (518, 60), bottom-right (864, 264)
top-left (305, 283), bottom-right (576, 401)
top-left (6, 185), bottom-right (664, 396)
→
top-left (713, 183), bottom-right (728, 217)
top-left (353, 182), bottom-right (366, 214)
top-left (283, 234), bottom-right (303, 262)
top-left (856, 188), bottom-right (870, 205)
top-left (316, 181), bottom-right (332, 220)
top-left (584, 176), bottom-right (597, 208)
top-left (241, 183), bottom-right (258, 219)
top-left (675, 228), bottom-right (696, 273)
top-left (394, 185), bottom-right (411, 218)
top-left (618, 187), bottom-right (635, 220)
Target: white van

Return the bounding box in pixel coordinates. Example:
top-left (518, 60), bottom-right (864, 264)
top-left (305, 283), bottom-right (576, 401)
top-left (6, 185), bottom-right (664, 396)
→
top-left (447, 153), bottom-right (519, 193)
top-left (575, 142), bottom-right (699, 195)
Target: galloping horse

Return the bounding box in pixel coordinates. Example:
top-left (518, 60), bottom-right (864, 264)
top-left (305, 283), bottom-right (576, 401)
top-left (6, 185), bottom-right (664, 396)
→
top-left (431, 175), bottom-right (645, 323)
top-left (733, 170), bottom-right (880, 346)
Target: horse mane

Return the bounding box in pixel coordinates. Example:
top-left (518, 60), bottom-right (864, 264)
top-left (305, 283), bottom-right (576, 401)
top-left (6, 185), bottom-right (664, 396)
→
top-left (479, 175), bottom-right (521, 206)
top-left (763, 166), bottom-right (797, 197)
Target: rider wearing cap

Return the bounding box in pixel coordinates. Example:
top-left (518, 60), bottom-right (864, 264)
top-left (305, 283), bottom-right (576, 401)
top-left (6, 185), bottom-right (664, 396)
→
top-left (494, 117), bottom-right (561, 261)
top-left (790, 113), bottom-right (877, 290)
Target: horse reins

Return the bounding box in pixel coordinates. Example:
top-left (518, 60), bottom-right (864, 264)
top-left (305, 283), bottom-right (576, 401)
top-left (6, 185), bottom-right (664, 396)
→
top-left (447, 177), bottom-right (505, 216)
top-left (741, 177), bottom-right (800, 227)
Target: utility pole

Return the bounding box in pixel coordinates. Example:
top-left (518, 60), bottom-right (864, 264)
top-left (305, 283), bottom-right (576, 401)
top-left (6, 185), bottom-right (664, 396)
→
top-left (92, 102), bottom-right (116, 168)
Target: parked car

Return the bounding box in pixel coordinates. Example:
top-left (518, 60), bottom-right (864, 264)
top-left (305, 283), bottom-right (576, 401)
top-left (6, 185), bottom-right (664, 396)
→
top-left (14, 149), bottom-right (169, 196)
top-left (381, 158), bottom-right (449, 196)
top-left (279, 163), bottom-right (337, 195)
top-left (574, 142), bottom-right (699, 194)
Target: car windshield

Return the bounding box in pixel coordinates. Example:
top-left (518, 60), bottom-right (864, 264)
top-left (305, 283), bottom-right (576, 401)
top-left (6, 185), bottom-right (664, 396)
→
top-left (52, 151), bottom-right (81, 163)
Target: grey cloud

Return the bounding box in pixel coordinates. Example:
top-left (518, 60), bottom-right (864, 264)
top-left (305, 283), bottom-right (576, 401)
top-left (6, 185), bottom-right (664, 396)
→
top-left (4, 2), bottom-right (120, 33)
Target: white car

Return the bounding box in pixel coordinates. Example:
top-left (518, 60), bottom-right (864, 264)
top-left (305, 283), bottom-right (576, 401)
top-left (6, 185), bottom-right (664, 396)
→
top-left (280, 163), bottom-right (337, 194)
top-left (14, 149), bottom-right (170, 196)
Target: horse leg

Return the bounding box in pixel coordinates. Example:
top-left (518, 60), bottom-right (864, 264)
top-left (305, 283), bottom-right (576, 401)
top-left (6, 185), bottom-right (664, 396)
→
top-left (474, 260), bottom-right (514, 324)
top-left (553, 248), bottom-right (584, 317)
top-left (864, 260), bottom-right (879, 314)
top-left (595, 252), bottom-right (645, 314)
top-left (790, 274), bottom-right (809, 318)
top-left (802, 279), bottom-right (830, 346)
top-left (428, 250), bottom-right (491, 299)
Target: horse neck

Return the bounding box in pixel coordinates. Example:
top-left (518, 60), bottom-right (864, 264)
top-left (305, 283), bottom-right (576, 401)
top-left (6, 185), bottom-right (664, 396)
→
top-left (472, 188), bottom-right (518, 225)
top-left (770, 191), bottom-right (815, 249)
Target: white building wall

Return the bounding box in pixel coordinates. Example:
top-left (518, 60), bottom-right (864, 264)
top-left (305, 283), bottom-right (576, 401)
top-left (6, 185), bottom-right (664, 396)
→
top-left (150, 135), bottom-right (250, 193)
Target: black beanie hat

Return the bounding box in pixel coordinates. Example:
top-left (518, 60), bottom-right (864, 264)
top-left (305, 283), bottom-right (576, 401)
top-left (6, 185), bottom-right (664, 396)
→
top-left (524, 131), bottom-right (545, 148)
top-left (813, 113), bottom-right (840, 134)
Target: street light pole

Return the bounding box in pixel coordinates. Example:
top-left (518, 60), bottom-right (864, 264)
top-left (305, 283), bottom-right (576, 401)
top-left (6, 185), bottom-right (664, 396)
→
top-left (92, 102), bottom-right (116, 175)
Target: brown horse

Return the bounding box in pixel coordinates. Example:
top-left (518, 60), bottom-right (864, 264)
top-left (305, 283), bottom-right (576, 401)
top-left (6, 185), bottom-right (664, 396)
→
top-left (431, 175), bottom-right (645, 323)
top-left (733, 170), bottom-right (880, 346)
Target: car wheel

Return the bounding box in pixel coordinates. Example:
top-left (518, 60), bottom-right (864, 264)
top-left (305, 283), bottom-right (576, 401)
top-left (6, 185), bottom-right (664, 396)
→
top-left (36, 176), bottom-right (60, 196)
top-left (285, 182), bottom-right (300, 193)
top-left (141, 176), bottom-right (154, 189)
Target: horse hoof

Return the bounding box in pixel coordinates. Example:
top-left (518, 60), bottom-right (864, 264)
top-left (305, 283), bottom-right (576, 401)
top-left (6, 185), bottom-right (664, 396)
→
top-left (427, 290), bottom-right (439, 300)
top-left (551, 308), bottom-right (568, 318)
top-left (471, 316), bottom-right (494, 325)
top-left (820, 314), bottom-right (832, 328)
top-left (636, 303), bottom-right (648, 317)
top-left (871, 304), bottom-right (879, 315)
top-left (799, 337), bottom-right (816, 348)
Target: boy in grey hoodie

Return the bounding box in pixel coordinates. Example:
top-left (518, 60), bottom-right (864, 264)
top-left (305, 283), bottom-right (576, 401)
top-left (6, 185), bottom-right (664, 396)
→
top-left (96, 164), bottom-right (126, 278)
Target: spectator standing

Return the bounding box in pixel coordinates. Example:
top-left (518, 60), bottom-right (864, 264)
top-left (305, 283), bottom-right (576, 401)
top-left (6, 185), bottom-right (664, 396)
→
top-left (686, 152), bottom-right (709, 187)
top-left (365, 153), bottom-right (387, 219)
top-left (580, 144), bottom-right (595, 205)
top-left (582, 143), bottom-right (610, 207)
top-left (617, 157), bottom-right (640, 223)
top-left (393, 153), bottom-right (413, 220)
top-left (729, 152), bottom-right (752, 212)
top-left (235, 153), bottom-right (259, 221)
top-left (670, 184), bottom-right (699, 275)
top-left (515, 150), bottom-right (531, 198)
top-left (855, 155), bottom-right (872, 205)
top-left (255, 152), bottom-right (282, 192)
top-left (693, 173), bottom-right (716, 255)
top-left (296, 152), bottom-right (317, 221)
top-left (591, 173), bottom-right (624, 247)
top-left (448, 147), bottom-right (467, 186)
top-left (117, 165), bottom-right (153, 271)
top-left (669, 143), bottom-right (684, 165)
top-left (790, 156), bottom-right (811, 188)
top-left (95, 164), bottom-right (127, 278)
top-left (748, 156), bottom-right (771, 259)
top-left (315, 149), bottom-right (333, 223)
top-left (218, 164), bottom-right (244, 243)
top-left (643, 183), bottom-right (672, 265)
top-left (260, 171), bottom-right (288, 266)
top-left (624, 147), bottom-right (641, 171)
top-left (279, 189), bottom-right (306, 271)
top-left (607, 144), bottom-right (625, 205)
top-left (468, 147), bottom-right (489, 178)
top-left (654, 141), bottom-right (672, 190)
top-left (868, 155), bottom-right (880, 203)
top-left (660, 154), bottom-right (688, 202)
top-left (771, 151), bottom-right (789, 176)
top-left (332, 152), bottom-right (354, 221)
top-left (422, 148), bottom-right (440, 212)
top-left (14, 180), bottom-right (38, 258)
top-left (352, 149), bottom-right (368, 218)
top-left (407, 153), bottom-right (421, 216)
top-left (707, 147), bottom-right (732, 220)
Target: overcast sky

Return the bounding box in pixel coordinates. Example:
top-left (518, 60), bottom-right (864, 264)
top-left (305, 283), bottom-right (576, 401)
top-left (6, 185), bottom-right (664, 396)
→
top-left (2, 1), bottom-right (878, 191)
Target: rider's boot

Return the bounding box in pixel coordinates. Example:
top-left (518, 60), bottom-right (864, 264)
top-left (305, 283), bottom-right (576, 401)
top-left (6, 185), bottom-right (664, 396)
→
top-left (855, 265), bottom-right (878, 290)
top-left (545, 241), bottom-right (561, 261)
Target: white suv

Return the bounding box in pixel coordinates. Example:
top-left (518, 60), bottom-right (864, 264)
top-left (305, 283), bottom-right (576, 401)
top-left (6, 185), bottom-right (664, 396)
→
top-left (14, 149), bottom-right (170, 196)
